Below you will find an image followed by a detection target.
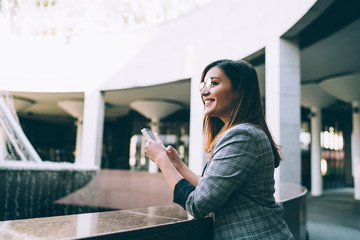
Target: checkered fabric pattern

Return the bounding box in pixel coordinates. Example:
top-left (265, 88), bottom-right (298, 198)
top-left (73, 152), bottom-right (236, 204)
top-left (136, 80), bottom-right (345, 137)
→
top-left (184, 123), bottom-right (294, 240)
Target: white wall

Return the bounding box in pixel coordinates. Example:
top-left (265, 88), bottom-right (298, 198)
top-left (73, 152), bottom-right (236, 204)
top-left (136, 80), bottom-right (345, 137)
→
top-left (0, 0), bottom-right (317, 93)
top-left (100, 0), bottom-right (317, 90)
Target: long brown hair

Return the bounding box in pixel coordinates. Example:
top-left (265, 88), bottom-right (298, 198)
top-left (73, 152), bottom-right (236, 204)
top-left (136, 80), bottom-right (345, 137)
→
top-left (201, 59), bottom-right (282, 167)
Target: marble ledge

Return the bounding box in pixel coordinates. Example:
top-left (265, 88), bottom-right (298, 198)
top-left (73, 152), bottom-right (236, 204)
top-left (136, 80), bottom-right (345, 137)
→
top-left (0, 205), bottom-right (191, 240)
top-left (0, 182), bottom-right (307, 240)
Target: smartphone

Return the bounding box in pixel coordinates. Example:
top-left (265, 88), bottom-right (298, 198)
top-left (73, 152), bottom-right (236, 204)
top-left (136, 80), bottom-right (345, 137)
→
top-left (142, 128), bottom-right (156, 140)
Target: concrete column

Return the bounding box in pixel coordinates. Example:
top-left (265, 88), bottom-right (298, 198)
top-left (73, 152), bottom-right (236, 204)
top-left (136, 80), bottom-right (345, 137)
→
top-left (265, 37), bottom-right (301, 187)
top-left (80, 90), bottom-right (105, 168)
top-left (352, 101), bottom-right (360, 199)
top-left (310, 106), bottom-right (323, 196)
top-left (75, 119), bottom-right (83, 163)
top-left (189, 63), bottom-right (206, 176)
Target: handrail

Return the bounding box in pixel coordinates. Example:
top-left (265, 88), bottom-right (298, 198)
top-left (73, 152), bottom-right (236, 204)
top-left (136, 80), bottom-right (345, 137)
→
top-left (0, 96), bottom-right (42, 163)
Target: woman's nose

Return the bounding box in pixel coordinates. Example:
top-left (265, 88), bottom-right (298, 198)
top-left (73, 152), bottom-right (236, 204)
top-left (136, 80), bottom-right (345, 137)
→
top-left (200, 88), bottom-right (210, 96)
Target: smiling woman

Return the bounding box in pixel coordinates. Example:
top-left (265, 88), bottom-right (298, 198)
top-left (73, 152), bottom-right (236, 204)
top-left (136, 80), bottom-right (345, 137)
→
top-left (142, 59), bottom-right (294, 240)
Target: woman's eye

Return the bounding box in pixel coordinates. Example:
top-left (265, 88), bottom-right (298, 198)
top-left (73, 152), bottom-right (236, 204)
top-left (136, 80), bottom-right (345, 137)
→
top-left (211, 81), bottom-right (218, 86)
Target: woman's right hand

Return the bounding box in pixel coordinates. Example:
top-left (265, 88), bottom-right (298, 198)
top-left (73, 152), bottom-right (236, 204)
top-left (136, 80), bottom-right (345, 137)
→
top-left (165, 145), bottom-right (184, 171)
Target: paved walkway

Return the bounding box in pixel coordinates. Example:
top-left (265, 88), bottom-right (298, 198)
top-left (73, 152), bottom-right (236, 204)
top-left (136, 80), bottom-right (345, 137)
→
top-left (306, 188), bottom-right (360, 240)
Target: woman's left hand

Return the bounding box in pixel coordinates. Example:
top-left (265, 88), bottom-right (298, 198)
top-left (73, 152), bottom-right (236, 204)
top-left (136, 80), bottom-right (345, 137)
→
top-left (141, 130), bottom-right (167, 166)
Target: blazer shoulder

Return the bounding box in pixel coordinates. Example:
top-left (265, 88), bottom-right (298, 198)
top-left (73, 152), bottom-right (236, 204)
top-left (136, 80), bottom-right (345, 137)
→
top-left (212, 124), bottom-right (261, 153)
top-left (209, 124), bottom-right (263, 160)
top-left (218, 123), bottom-right (265, 142)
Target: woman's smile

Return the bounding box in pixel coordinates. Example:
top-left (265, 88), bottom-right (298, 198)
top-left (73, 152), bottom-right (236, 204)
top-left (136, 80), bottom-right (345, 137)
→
top-left (204, 98), bottom-right (215, 106)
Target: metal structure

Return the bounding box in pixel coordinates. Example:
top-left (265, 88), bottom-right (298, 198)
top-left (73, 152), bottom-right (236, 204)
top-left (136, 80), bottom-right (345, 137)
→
top-left (0, 92), bottom-right (42, 162)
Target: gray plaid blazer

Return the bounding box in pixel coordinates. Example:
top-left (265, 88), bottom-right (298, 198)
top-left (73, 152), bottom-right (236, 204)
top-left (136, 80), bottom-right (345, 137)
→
top-left (184, 123), bottom-right (294, 240)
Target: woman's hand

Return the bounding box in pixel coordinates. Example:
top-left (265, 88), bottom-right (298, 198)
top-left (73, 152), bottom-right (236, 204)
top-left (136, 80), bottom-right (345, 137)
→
top-left (165, 145), bottom-right (185, 171)
top-left (141, 129), bottom-right (183, 190)
top-left (166, 145), bottom-right (200, 186)
top-left (141, 130), bottom-right (167, 166)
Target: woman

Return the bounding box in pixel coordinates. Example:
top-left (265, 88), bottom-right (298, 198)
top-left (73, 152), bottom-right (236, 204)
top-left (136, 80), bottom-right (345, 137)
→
top-left (142, 59), bottom-right (294, 240)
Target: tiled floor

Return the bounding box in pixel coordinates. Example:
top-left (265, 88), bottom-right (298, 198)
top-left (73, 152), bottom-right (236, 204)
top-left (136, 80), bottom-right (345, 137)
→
top-left (306, 188), bottom-right (360, 240)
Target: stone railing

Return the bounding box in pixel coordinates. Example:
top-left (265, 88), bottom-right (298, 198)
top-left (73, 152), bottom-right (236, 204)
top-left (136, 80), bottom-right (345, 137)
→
top-left (0, 182), bottom-right (307, 240)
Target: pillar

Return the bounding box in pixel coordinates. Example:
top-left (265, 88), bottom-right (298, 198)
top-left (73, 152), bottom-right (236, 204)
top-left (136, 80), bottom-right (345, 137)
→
top-left (352, 100), bottom-right (360, 199)
top-left (265, 37), bottom-right (301, 187)
top-left (80, 90), bottom-right (105, 168)
top-left (310, 106), bottom-right (323, 196)
top-left (75, 119), bottom-right (83, 163)
top-left (188, 62), bottom-right (207, 176)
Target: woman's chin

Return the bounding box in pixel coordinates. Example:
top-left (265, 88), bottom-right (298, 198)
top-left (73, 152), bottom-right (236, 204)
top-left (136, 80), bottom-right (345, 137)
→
top-left (204, 111), bottom-right (216, 118)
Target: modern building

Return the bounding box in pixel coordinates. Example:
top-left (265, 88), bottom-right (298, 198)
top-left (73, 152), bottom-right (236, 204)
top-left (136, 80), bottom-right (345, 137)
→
top-left (1, 0), bottom-right (360, 203)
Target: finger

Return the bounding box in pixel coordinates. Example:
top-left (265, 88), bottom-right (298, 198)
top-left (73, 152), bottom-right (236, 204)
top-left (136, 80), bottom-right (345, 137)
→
top-left (167, 145), bottom-right (177, 154)
top-left (141, 129), bottom-right (153, 141)
top-left (166, 147), bottom-right (172, 154)
top-left (166, 146), bottom-right (178, 157)
top-left (166, 145), bottom-right (173, 153)
top-left (154, 132), bottom-right (162, 143)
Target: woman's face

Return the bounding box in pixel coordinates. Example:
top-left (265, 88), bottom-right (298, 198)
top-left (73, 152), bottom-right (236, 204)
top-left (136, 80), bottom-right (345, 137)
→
top-left (201, 66), bottom-right (235, 123)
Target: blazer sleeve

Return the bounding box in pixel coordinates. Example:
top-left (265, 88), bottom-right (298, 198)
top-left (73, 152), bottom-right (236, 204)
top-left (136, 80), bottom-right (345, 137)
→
top-left (184, 126), bottom-right (259, 218)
